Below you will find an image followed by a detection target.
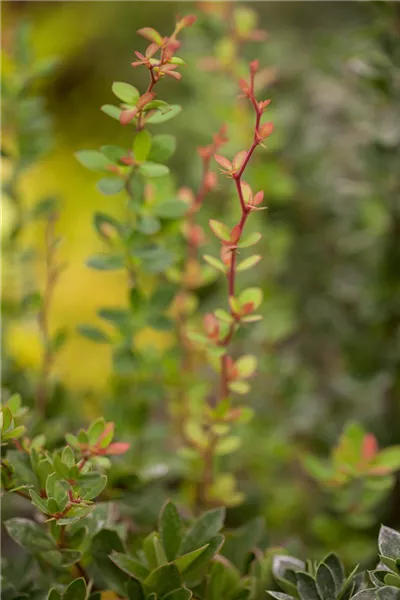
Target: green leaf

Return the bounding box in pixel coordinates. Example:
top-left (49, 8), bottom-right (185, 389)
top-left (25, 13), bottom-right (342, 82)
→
top-left (164, 588), bottom-right (192, 600)
top-left (379, 525), bottom-right (400, 560)
top-left (222, 517), bottom-right (264, 572)
top-left (51, 327), bottom-right (68, 354)
top-left (137, 215), bottom-right (161, 235)
top-left (144, 564), bottom-right (182, 597)
top-left (48, 589), bottom-right (62, 600)
top-left (147, 104), bottom-right (182, 124)
top-left (316, 563), bottom-right (336, 600)
top-left (215, 436), bottom-right (241, 456)
top-left (175, 544), bottom-right (210, 574)
top-left (183, 534), bottom-right (224, 578)
top-left (134, 130), bottom-right (152, 162)
top-left (62, 446), bottom-right (75, 469)
top-left (93, 212), bottom-right (121, 238)
top-left (235, 355), bottom-right (257, 378)
top-left (385, 574), bottom-right (400, 587)
top-left (57, 506), bottom-right (95, 526)
top-left (139, 162), bottom-right (170, 178)
top-left (88, 417), bottom-right (106, 444)
top-left (76, 473), bottom-right (107, 500)
top-left (101, 145), bottom-right (126, 163)
top-left (110, 552), bottom-right (150, 580)
top-left (239, 287), bottom-right (263, 310)
top-left (303, 455), bottom-right (333, 482)
top-left (209, 219), bottom-right (231, 242)
top-left (101, 104), bottom-right (122, 120)
top-left (214, 309), bottom-right (233, 324)
top-left (203, 255), bottom-right (226, 273)
top-left (352, 592), bottom-right (378, 600)
top-left (374, 447), bottom-right (400, 472)
top-left (179, 507), bottom-right (225, 555)
top-left (112, 82), bottom-right (140, 104)
top-left (43, 548), bottom-right (82, 568)
top-left (92, 529), bottom-right (128, 596)
top-left (75, 150), bottom-right (113, 172)
top-left (77, 325), bottom-right (111, 343)
top-left (238, 232), bottom-right (262, 248)
top-left (133, 245), bottom-right (175, 274)
top-left (126, 579), bottom-right (145, 600)
top-left (159, 501), bottom-right (183, 561)
top-left (97, 178), bottom-right (124, 196)
top-left (296, 572), bottom-right (320, 600)
top-left (207, 560), bottom-right (240, 600)
top-left (143, 532), bottom-right (159, 570)
top-left (236, 255), bottom-right (262, 272)
top-left (7, 393), bottom-right (22, 413)
top-left (68, 526), bottom-right (88, 549)
top-left (2, 424), bottom-right (26, 441)
top-left (86, 254), bottom-right (124, 271)
top-left (29, 489), bottom-right (49, 514)
top-left (149, 134), bottom-right (176, 162)
top-left (154, 200), bottom-right (187, 219)
top-left (31, 196), bottom-right (58, 220)
top-left (377, 589), bottom-right (400, 600)
top-left (64, 578), bottom-right (87, 600)
top-left (323, 553), bottom-right (345, 589)
top-left (5, 518), bottom-right (55, 551)
top-left (1, 406), bottom-right (13, 431)
top-left (144, 100), bottom-right (170, 114)
top-left (272, 555), bottom-right (306, 581)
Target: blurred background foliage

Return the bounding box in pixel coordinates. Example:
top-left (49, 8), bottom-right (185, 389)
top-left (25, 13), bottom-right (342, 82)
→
top-left (2, 0), bottom-right (400, 570)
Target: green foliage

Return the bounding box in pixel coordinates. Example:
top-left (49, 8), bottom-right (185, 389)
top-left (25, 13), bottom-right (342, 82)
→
top-left (2, 3), bottom-right (400, 599)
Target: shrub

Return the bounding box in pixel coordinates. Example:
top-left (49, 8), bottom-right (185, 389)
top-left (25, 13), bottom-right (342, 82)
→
top-left (1, 3), bottom-right (400, 599)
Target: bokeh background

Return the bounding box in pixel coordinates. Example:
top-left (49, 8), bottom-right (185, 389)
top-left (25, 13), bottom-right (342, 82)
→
top-left (2, 0), bottom-right (400, 566)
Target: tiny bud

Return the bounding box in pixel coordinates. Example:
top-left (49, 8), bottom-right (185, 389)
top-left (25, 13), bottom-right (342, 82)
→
top-left (238, 78), bottom-right (250, 97)
top-left (178, 186), bottom-right (196, 206)
top-left (180, 14), bottom-right (197, 28)
top-left (204, 313), bottom-right (219, 341)
top-left (220, 246), bottom-right (232, 267)
top-left (259, 99), bottom-right (272, 112)
top-left (204, 171), bottom-right (217, 191)
top-left (250, 59), bottom-right (259, 74)
top-left (198, 146), bottom-right (211, 159)
top-left (189, 224), bottom-right (205, 247)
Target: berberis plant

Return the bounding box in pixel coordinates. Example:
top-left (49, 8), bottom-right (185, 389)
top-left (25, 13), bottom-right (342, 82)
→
top-left (2, 7), bottom-right (400, 600)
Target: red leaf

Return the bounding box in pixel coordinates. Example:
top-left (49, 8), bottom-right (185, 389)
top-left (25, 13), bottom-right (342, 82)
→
top-left (106, 442), bottom-right (130, 455)
top-left (259, 122), bottom-right (274, 139)
top-left (362, 433), bottom-right (379, 461)
top-left (180, 14), bottom-right (197, 28)
top-left (230, 225), bottom-right (241, 244)
top-left (137, 27), bottom-right (163, 46)
top-left (214, 154), bottom-right (232, 171)
top-left (120, 108), bottom-right (138, 125)
top-left (252, 191), bottom-right (264, 206)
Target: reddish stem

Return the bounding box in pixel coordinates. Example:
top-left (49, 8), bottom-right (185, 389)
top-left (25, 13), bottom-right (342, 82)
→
top-left (199, 77), bottom-right (264, 508)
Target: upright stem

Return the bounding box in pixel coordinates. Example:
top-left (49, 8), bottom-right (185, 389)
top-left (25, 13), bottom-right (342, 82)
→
top-left (198, 82), bottom-right (264, 507)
